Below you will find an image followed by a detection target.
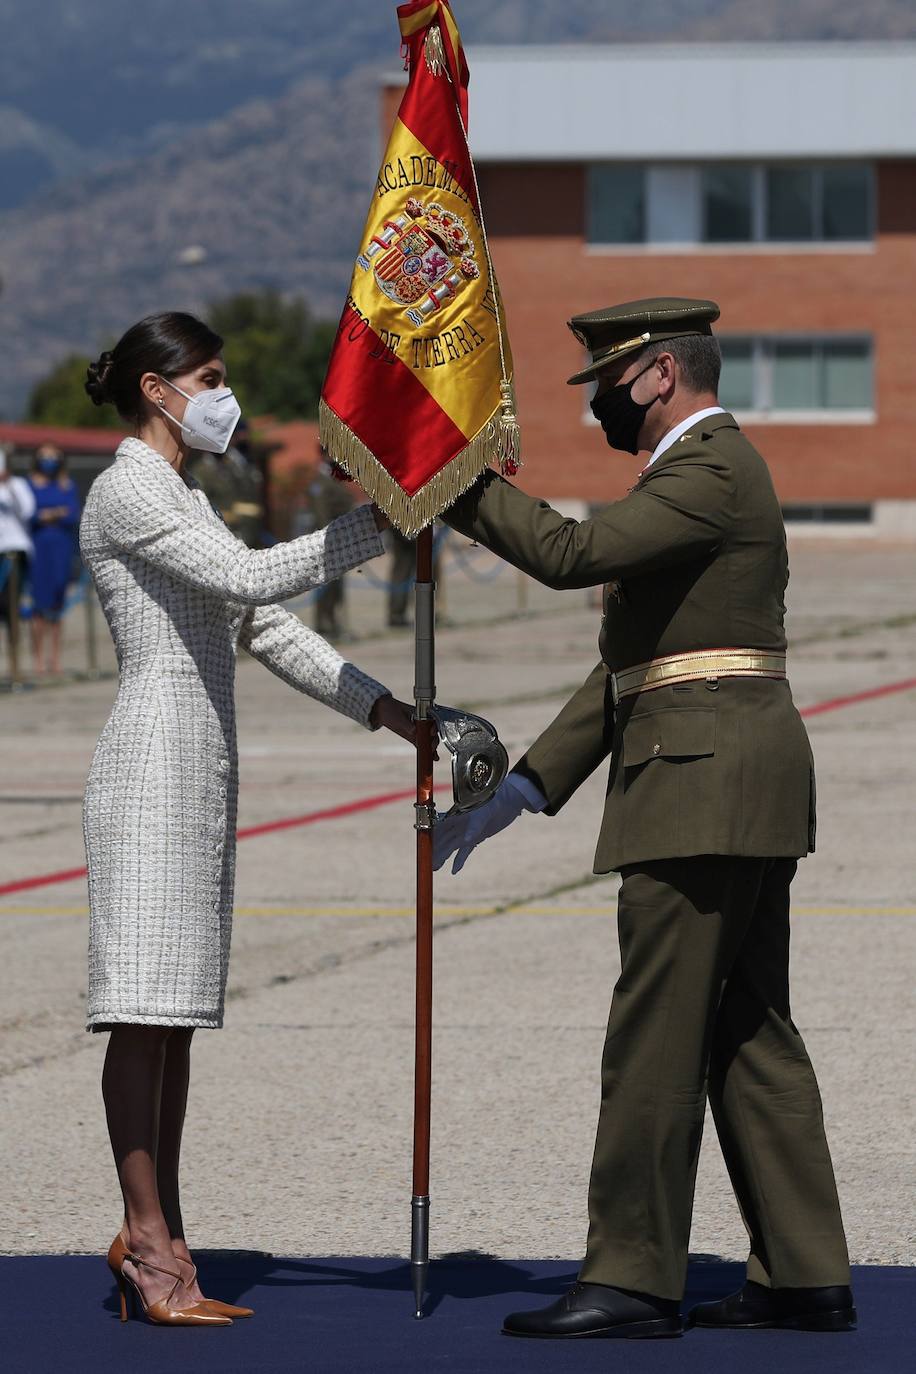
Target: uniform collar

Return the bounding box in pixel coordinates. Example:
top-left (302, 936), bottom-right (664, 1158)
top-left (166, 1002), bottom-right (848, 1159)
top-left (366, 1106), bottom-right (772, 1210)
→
top-left (645, 407), bottom-right (727, 468)
top-left (637, 410), bottom-right (739, 482)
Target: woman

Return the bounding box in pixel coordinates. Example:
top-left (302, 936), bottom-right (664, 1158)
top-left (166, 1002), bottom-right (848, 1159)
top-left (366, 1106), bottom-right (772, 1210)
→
top-left (81, 312), bottom-right (413, 1326)
top-left (0, 444), bottom-right (35, 677)
top-left (27, 443), bottom-right (81, 676)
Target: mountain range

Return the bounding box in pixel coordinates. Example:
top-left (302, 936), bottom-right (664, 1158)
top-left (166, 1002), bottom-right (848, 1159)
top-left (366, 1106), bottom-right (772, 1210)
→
top-left (1, 0), bottom-right (915, 418)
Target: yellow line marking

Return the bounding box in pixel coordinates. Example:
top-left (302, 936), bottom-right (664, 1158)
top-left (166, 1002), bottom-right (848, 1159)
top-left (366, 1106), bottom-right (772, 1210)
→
top-left (0, 905), bottom-right (914, 918)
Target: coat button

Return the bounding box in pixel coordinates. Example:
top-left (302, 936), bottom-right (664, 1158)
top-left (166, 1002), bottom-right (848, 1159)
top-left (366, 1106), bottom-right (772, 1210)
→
top-left (652, 742), bottom-right (661, 755)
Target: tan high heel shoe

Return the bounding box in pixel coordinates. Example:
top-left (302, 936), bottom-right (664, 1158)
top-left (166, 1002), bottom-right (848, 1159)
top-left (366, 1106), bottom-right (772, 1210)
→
top-left (171, 1252), bottom-right (255, 1320)
top-left (113, 1224), bottom-right (254, 1319)
top-left (107, 1236), bottom-right (232, 1326)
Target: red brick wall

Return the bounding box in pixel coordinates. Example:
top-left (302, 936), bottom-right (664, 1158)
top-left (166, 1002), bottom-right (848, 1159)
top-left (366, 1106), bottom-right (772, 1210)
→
top-left (474, 160), bottom-right (916, 506)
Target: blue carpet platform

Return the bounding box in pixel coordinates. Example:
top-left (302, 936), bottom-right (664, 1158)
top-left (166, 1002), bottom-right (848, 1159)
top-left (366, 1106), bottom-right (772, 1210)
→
top-left (4, 1255), bottom-right (911, 1374)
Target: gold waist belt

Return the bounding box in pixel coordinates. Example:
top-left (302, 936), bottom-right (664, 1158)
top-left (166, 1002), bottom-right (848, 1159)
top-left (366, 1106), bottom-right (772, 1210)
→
top-left (232, 502), bottom-right (262, 517)
top-left (612, 648), bottom-right (787, 704)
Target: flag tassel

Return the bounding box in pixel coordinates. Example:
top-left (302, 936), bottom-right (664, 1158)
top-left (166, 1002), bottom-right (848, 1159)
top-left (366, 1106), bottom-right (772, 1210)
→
top-left (424, 22), bottom-right (446, 76)
top-left (497, 379), bottom-right (521, 477)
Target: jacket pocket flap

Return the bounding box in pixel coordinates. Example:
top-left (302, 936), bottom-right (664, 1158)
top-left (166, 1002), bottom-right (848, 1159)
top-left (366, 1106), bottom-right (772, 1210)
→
top-left (623, 707), bottom-right (717, 767)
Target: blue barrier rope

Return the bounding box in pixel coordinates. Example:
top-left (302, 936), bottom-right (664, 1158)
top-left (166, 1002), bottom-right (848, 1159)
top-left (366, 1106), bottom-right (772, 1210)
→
top-left (355, 524), bottom-right (453, 592)
top-left (447, 541), bottom-right (511, 584)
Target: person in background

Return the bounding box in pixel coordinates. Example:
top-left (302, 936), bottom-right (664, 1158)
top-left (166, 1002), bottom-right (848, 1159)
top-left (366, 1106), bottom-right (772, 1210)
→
top-left (298, 454), bottom-right (356, 641)
top-left (386, 526), bottom-right (416, 629)
top-left (0, 444), bottom-right (36, 678)
top-left (27, 443), bottom-right (81, 677)
top-left (186, 419), bottom-right (265, 549)
top-left (223, 420), bottom-right (264, 549)
top-left (386, 525), bottom-right (445, 631)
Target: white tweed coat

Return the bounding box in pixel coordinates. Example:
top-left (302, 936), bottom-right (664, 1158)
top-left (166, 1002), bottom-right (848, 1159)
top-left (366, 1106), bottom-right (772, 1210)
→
top-left (80, 437), bottom-right (387, 1031)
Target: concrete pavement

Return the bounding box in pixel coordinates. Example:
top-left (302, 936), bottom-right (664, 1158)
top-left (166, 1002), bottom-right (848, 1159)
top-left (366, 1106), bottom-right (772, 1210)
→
top-left (0, 537), bottom-right (914, 1267)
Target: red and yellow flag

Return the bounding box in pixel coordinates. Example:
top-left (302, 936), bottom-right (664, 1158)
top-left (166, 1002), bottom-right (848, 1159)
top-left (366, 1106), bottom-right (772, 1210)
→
top-left (319, 0), bottom-right (518, 536)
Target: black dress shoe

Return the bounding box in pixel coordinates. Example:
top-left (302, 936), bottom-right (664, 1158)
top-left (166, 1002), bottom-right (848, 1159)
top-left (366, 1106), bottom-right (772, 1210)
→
top-left (502, 1282), bottom-right (682, 1339)
top-left (688, 1280), bottom-right (857, 1332)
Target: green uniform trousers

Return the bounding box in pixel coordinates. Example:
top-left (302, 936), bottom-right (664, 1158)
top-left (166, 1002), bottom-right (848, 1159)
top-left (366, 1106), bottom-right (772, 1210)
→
top-left (579, 856), bottom-right (850, 1301)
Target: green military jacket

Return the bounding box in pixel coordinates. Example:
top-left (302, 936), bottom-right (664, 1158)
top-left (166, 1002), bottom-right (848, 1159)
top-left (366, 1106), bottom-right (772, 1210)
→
top-left (445, 413), bottom-right (815, 873)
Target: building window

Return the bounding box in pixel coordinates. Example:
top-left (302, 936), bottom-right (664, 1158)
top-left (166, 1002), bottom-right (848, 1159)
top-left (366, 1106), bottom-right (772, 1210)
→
top-left (766, 166), bottom-right (816, 240)
top-left (702, 164), bottom-right (755, 242)
top-left (586, 164), bottom-right (645, 244)
top-left (587, 161), bottom-right (874, 246)
top-left (782, 504), bottom-right (872, 524)
top-left (718, 339), bottom-right (755, 410)
top-left (822, 164), bottom-right (872, 239)
top-left (719, 337), bottom-right (873, 416)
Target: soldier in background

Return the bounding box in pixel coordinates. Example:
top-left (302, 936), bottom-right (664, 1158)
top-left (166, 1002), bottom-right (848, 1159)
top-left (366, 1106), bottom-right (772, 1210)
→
top-left (299, 455), bottom-right (356, 640)
top-left (387, 527), bottom-right (416, 629)
top-left (187, 419), bottom-right (264, 548)
top-left (223, 420), bottom-right (265, 549)
top-left (386, 526), bottom-right (446, 630)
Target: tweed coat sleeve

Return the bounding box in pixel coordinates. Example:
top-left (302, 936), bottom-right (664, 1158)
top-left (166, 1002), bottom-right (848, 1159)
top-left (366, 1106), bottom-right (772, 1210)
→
top-left (100, 458), bottom-right (384, 604)
top-left (238, 603), bottom-right (389, 729)
top-left (513, 660), bottom-right (614, 814)
top-left (444, 452), bottom-right (734, 590)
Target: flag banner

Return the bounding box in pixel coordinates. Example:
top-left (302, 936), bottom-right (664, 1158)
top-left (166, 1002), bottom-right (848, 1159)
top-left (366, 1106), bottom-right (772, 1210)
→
top-left (319, 0), bottom-right (519, 536)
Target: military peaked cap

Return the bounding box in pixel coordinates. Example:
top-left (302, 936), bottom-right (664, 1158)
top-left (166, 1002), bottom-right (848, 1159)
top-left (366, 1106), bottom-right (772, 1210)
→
top-left (566, 297), bottom-right (720, 385)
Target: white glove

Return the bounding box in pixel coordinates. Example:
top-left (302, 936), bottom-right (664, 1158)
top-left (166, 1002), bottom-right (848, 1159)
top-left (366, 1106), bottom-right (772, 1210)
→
top-left (432, 773), bottom-right (547, 875)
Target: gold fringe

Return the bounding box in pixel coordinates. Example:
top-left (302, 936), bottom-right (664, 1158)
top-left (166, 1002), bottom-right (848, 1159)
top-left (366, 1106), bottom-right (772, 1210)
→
top-left (319, 396), bottom-right (510, 538)
top-left (424, 22), bottom-right (446, 76)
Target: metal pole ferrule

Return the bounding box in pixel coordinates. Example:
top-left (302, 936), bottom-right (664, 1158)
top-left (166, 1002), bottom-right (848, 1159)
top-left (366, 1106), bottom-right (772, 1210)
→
top-left (410, 1194), bottom-right (431, 1319)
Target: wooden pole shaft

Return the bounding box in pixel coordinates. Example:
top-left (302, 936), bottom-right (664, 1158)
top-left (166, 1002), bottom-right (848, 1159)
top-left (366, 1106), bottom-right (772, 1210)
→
top-left (412, 526), bottom-right (435, 1197)
top-left (413, 736), bottom-right (434, 1195)
top-left (411, 526), bottom-right (435, 1317)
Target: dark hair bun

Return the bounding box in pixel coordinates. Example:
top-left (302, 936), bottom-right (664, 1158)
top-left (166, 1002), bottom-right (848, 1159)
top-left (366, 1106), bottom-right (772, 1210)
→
top-left (85, 351), bottom-right (115, 407)
top-left (81, 315), bottom-right (223, 423)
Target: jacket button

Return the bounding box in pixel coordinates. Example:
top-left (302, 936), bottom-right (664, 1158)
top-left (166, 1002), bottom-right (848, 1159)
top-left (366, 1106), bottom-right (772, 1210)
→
top-left (652, 742), bottom-right (661, 755)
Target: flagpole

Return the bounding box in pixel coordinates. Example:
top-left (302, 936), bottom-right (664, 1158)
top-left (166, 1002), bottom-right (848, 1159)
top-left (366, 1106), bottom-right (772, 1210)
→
top-left (411, 524), bottom-right (435, 1318)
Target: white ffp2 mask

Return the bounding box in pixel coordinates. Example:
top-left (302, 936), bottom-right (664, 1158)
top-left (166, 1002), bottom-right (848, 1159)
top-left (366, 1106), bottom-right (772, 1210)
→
top-left (158, 377), bottom-right (241, 454)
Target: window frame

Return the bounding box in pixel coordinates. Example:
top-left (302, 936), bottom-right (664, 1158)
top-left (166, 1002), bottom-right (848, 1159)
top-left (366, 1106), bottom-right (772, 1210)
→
top-left (581, 335), bottom-right (876, 426)
top-left (719, 334), bottom-right (875, 422)
top-left (585, 160), bottom-right (875, 250)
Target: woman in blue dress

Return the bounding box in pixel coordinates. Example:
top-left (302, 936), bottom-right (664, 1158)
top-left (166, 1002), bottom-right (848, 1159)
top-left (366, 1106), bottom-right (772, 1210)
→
top-left (27, 443), bottom-right (81, 675)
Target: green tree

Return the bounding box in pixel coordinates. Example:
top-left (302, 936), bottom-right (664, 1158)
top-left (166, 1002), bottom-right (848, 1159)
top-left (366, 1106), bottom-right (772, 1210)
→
top-left (207, 291), bottom-right (336, 421)
top-left (27, 353), bottom-right (123, 429)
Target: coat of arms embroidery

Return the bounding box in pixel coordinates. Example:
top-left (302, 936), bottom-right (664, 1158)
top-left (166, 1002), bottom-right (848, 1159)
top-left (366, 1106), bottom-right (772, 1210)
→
top-left (357, 197), bottom-right (480, 327)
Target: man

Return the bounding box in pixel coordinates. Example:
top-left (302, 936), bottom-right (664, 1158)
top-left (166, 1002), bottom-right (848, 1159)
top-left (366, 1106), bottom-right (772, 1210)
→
top-left (387, 527), bottom-right (416, 629)
top-left (435, 298), bottom-right (854, 1339)
top-left (303, 454), bottom-right (356, 640)
top-left (223, 420), bottom-right (265, 550)
top-left (186, 421), bottom-right (264, 549)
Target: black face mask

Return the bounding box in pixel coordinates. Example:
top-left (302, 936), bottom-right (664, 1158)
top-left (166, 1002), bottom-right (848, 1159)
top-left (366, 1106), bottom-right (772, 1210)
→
top-left (590, 362), bottom-right (658, 455)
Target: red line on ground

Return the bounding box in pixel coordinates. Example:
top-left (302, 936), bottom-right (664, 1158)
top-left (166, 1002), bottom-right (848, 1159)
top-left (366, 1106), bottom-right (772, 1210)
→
top-left (0, 866), bottom-right (89, 897)
top-left (3, 676), bottom-right (915, 899)
top-left (799, 676), bottom-right (916, 718)
top-left (0, 784), bottom-right (450, 897)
